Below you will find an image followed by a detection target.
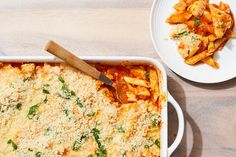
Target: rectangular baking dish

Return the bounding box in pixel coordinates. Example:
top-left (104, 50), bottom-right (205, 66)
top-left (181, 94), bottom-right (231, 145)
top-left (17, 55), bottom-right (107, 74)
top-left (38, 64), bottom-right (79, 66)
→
top-left (0, 55), bottom-right (184, 157)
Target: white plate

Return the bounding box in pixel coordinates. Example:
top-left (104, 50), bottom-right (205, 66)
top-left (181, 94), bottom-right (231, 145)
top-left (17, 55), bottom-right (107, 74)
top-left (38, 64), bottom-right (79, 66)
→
top-left (150, 0), bottom-right (236, 83)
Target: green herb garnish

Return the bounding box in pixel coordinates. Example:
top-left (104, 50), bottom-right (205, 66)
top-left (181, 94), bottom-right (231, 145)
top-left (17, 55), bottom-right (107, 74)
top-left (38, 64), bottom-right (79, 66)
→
top-left (72, 134), bottom-right (89, 151)
top-left (87, 154), bottom-right (93, 157)
top-left (121, 151), bottom-right (126, 157)
top-left (117, 127), bottom-right (125, 133)
top-left (144, 143), bottom-right (154, 149)
top-left (144, 139), bottom-right (160, 149)
top-left (76, 97), bottom-right (83, 108)
top-left (58, 76), bottom-right (76, 99)
top-left (23, 77), bottom-right (30, 82)
top-left (97, 145), bottom-right (107, 157)
top-left (43, 97), bottom-right (48, 103)
top-left (45, 127), bottom-right (52, 136)
top-left (7, 139), bottom-right (17, 150)
top-left (27, 104), bottom-right (40, 119)
top-left (58, 76), bottom-right (65, 83)
top-left (151, 119), bottom-right (157, 127)
top-left (71, 91), bottom-right (76, 96)
top-left (194, 18), bottom-right (200, 26)
top-left (87, 112), bottom-right (95, 117)
top-left (154, 139), bottom-right (160, 148)
top-left (16, 103), bottom-right (22, 110)
top-left (91, 128), bottom-right (101, 146)
top-left (72, 140), bottom-right (81, 151)
top-left (191, 36), bottom-right (197, 42)
top-left (35, 151), bottom-right (42, 157)
top-left (43, 84), bottom-right (50, 94)
top-left (178, 30), bottom-right (189, 36)
top-left (59, 84), bottom-right (76, 99)
top-left (64, 109), bottom-right (69, 117)
top-left (28, 148), bottom-right (33, 151)
top-left (91, 128), bottom-right (107, 157)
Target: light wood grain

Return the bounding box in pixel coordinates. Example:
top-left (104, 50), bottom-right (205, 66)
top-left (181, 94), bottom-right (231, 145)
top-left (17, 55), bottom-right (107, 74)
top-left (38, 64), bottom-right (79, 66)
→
top-left (0, 4), bottom-right (235, 157)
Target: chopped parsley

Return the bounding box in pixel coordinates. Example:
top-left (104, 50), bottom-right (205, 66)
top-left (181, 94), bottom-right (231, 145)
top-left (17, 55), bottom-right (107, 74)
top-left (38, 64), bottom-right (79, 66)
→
top-left (7, 139), bottom-right (17, 150)
top-left (46, 127), bottom-right (51, 132)
top-left (58, 76), bottom-right (76, 99)
top-left (70, 90), bottom-right (76, 96)
top-left (178, 30), bottom-right (189, 36)
top-left (76, 97), bottom-right (83, 108)
top-left (58, 76), bottom-right (65, 83)
top-left (28, 148), bottom-right (33, 152)
top-left (117, 126), bottom-right (125, 133)
top-left (155, 139), bottom-right (160, 148)
top-left (72, 140), bottom-right (81, 151)
top-left (35, 151), bottom-right (42, 157)
top-left (91, 128), bottom-right (107, 157)
top-left (97, 145), bottom-right (107, 157)
top-left (131, 145), bottom-right (136, 152)
top-left (16, 103), bottom-right (22, 110)
top-left (194, 18), bottom-right (200, 26)
top-left (80, 134), bottom-right (89, 141)
top-left (87, 154), bottom-right (93, 157)
top-left (87, 111), bottom-right (95, 117)
top-left (144, 143), bottom-right (154, 149)
top-left (151, 118), bottom-right (157, 127)
top-left (59, 83), bottom-right (76, 99)
top-left (27, 103), bottom-right (40, 119)
top-left (23, 77), bottom-right (30, 82)
top-left (43, 84), bottom-right (50, 94)
top-left (64, 109), bottom-right (69, 117)
top-left (45, 127), bottom-right (52, 136)
top-left (43, 97), bottom-right (48, 103)
top-left (91, 128), bottom-right (101, 145)
top-left (144, 139), bottom-right (160, 149)
top-left (121, 151), bottom-right (126, 157)
top-left (72, 134), bottom-right (89, 151)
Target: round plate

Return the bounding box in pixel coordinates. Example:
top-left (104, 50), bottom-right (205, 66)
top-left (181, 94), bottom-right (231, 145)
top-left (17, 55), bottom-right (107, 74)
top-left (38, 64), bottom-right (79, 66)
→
top-left (150, 0), bottom-right (236, 83)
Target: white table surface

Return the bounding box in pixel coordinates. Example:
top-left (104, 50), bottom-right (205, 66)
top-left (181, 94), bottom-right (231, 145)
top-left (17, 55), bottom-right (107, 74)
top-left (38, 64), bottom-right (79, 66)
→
top-left (0, 1), bottom-right (236, 157)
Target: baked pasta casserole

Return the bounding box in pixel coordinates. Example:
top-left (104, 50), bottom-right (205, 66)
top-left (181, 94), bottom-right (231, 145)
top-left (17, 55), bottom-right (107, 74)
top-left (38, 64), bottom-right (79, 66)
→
top-left (0, 62), bottom-right (162, 157)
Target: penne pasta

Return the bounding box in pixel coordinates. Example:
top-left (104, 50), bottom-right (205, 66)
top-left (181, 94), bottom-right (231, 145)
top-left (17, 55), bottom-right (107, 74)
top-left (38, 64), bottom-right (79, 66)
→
top-left (149, 69), bottom-right (160, 102)
top-left (166, 11), bottom-right (192, 24)
top-left (185, 51), bottom-right (213, 65)
top-left (124, 76), bottom-right (149, 88)
top-left (202, 56), bottom-right (220, 69)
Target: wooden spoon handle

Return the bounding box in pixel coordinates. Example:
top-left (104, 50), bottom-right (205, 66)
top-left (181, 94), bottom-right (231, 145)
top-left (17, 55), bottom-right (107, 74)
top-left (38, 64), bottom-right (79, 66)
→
top-left (45, 40), bottom-right (101, 80)
top-left (230, 33), bottom-right (236, 38)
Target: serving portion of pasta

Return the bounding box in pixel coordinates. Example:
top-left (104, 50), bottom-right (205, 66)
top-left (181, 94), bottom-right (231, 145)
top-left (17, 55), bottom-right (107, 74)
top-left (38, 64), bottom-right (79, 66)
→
top-left (166, 0), bottom-right (234, 69)
top-left (0, 62), bottom-right (162, 157)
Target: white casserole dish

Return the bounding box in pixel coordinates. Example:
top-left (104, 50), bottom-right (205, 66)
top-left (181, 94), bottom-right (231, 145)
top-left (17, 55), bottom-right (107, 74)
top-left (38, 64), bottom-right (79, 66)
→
top-left (0, 55), bottom-right (184, 157)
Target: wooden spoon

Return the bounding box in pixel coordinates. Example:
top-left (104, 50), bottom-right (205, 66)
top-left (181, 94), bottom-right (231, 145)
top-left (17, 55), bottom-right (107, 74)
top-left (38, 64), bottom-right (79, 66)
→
top-left (45, 40), bottom-right (128, 103)
top-left (230, 33), bottom-right (236, 38)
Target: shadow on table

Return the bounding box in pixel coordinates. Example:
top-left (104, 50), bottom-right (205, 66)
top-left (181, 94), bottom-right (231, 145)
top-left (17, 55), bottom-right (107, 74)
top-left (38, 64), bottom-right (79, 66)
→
top-left (168, 76), bottom-right (203, 157)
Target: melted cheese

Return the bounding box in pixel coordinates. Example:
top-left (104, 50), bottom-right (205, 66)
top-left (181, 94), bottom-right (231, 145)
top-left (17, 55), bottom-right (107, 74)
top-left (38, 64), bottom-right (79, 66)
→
top-left (170, 24), bottom-right (202, 58)
top-left (189, 0), bottom-right (207, 18)
top-left (0, 63), bottom-right (161, 157)
top-left (209, 4), bottom-right (233, 38)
